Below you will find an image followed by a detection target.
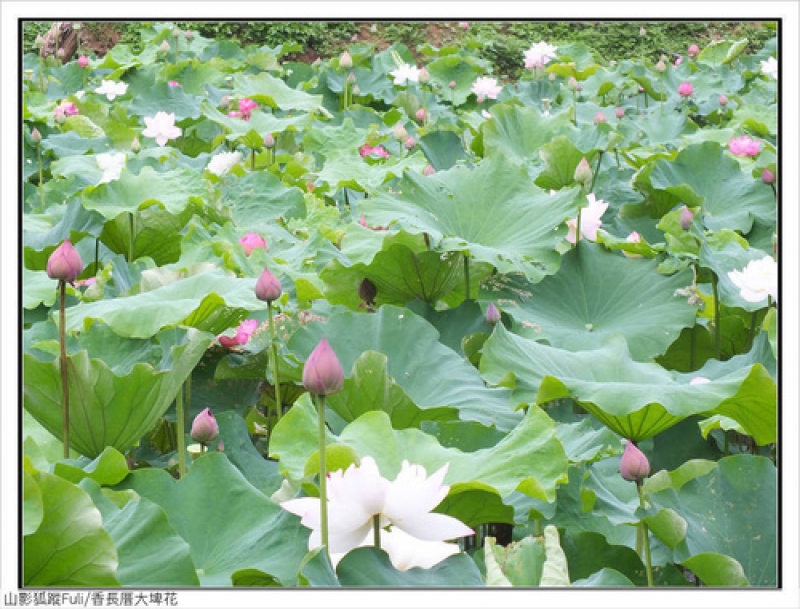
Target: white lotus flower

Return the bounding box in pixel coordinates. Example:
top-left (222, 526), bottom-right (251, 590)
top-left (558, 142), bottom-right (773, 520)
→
top-left (471, 76), bottom-right (503, 100)
top-left (524, 41), bottom-right (558, 70)
top-left (281, 457), bottom-right (473, 570)
top-left (142, 111), bottom-right (182, 147)
top-left (96, 151), bottom-right (126, 184)
top-left (94, 79), bottom-right (128, 101)
top-left (727, 256), bottom-right (778, 303)
top-left (760, 56), bottom-right (778, 80)
top-left (206, 151), bottom-right (243, 176)
top-left (389, 63), bottom-right (421, 85)
top-left (566, 193), bottom-right (609, 243)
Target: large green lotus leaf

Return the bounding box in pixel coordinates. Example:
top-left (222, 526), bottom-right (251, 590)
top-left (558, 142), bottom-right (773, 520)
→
top-left (645, 455), bottom-right (776, 586)
top-left (23, 267), bottom-right (60, 310)
top-left (336, 547), bottom-right (484, 586)
top-left (64, 271), bottom-right (266, 337)
top-left (23, 467), bottom-right (44, 536)
top-left (54, 447), bottom-right (130, 487)
top-left (315, 144), bottom-right (429, 192)
top-left (271, 397), bottom-right (568, 508)
top-left (24, 323), bottom-right (212, 457)
top-left (418, 129), bottom-right (469, 171)
top-left (407, 299), bottom-right (494, 356)
top-left (23, 463), bottom-right (119, 586)
top-left (426, 54), bottom-right (485, 107)
top-left (41, 131), bottom-right (111, 157)
top-left (699, 241), bottom-right (776, 312)
top-left (480, 103), bottom-right (575, 168)
top-left (287, 305), bottom-right (521, 431)
top-left (79, 479), bottom-right (200, 586)
top-left (363, 159), bottom-right (581, 283)
top-left (127, 81), bottom-right (204, 121)
top-left (480, 324), bottom-right (775, 442)
top-left (201, 101), bottom-right (314, 137)
top-left (533, 135), bottom-right (587, 191)
top-left (223, 170), bottom-right (307, 230)
top-left (646, 142), bottom-right (776, 233)
top-left (115, 452), bottom-right (308, 586)
top-left (233, 71), bottom-right (324, 113)
top-left (483, 241), bottom-right (697, 361)
top-left (81, 166), bottom-right (207, 220)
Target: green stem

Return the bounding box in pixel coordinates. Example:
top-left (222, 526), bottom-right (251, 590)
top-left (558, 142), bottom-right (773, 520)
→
top-left (463, 253), bottom-right (470, 300)
top-left (59, 281), bottom-right (70, 459)
top-left (251, 149), bottom-right (255, 170)
top-left (37, 144), bottom-right (45, 210)
top-left (746, 310), bottom-right (758, 352)
top-left (268, 301), bottom-right (282, 422)
top-left (176, 382), bottom-right (187, 477)
top-left (711, 274), bottom-right (721, 360)
top-left (316, 393), bottom-right (329, 554)
top-left (689, 323), bottom-right (696, 370)
top-left (128, 212), bottom-right (136, 263)
top-left (94, 238), bottom-right (100, 276)
top-left (589, 152), bottom-right (603, 192)
top-left (373, 514), bottom-right (381, 548)
top-left (637, 481), bottom-right (654, 587)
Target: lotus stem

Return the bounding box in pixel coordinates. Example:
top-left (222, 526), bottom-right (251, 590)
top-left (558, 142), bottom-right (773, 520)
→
top-left (637, 480), bottom-right (654, 587)
top-left (711, 273), bottom-right (721, 360)
top-left (590, 152), bottom-right (603, 192)
top-left (251, 149), bottom-right (255, 170)
top-left (176, 381), bottom-right (187, 477)
top-left (463, 253), bottom-right (470, 300)
top-left (268, 301), bottom-right (282, 422)
top-left (746, 310), bottom-right (758, 352)
top-left (128, 212), bottom-right (136, 263)
top-left (373, 514), bottom-right (381, 548)
top-left (315, 393), bottom-right (329, 554)
top-left (37, 143), bottom-right (45, 210)
top-left (689, 323), bottom-right (697, 370)
top-left (59, 280), bottom-right (70, 459)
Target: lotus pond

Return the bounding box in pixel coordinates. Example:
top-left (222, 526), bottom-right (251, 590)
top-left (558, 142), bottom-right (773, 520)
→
top-left (21, 21), bottom-right (779, 590)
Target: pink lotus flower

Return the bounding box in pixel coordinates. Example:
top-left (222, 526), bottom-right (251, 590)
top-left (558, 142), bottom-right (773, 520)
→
top-left (142, 111), bottom-right (182, 147)
top-left (423, 164), bottom-right (435, 176)
top-left (168, 80), bottom-right (181, 87)
top-left (47, 240), bottom-right (84, 283)
top-left (77, 55), bottom-right (90, 68)
top-left (620, 441), bottom-right (650, 482)
top-left (415, 108), bottom-right (427, 122)
top-left (688, 44), bottom-right (700, 57)
top-left (727, 136), bottom-right (762, 158)
top-left (566, 194), bottom-right (609, 244)
top-left (524, 41), bottom-right (558, 70)
top-left (239, 232), bottom-right (267, 256)
top-left (471, 76), bottom-right (503, 100)
top-left (404, 136), bottom-right (416, 150)
top-left (190, 408), bottom-right (219, 444)
top-left (302, 337), bottom-right (344, 395)
top-left (255, 268), bottom-right (282, 303)
top-left (55, 100), bottom-right (79, 118)
top-left (616, 107), bottom-right (625, 119)
top-left (674, 55), bottom-right (683, 67)
top-left (458, 22), bottom-right (470, 29)
top-left (593, 111), bottom-right (607, 125)
top-left (359, 144), bottom-right (391, 159)
top-left (234, 97), bottom-right (257, 121)
top-left (678, 82), bottom-right (693, 97)
top-left (218, 319), bottom-right (259, 349)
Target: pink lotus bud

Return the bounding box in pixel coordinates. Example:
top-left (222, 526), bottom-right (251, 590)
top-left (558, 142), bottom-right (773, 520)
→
top-left (573, 157), bottom-right (592, 185)
top-left (352, 85), bottom-right (360, 96)
top-left (347, 72), bottom-right (356, 84)
top-left (620, 440), bottom-right (650, 482)
top-left (486, 302), bottom-right (501, 325)
top-left (678, 82), bottom-right (693, 97)
top-left (264, 133), bottom-right (275, 148)
top-left (35, 34), bottom-right (45, 49)
top-left (351, 34), bottom-right (358, 42)
top-left (31, 128), bottom-right (42, 144)
top-left (719, 95), bottom-right (728, 106)
top-left (239, 232), bottom-right (267, 256)
top-left (655, 59), bottom-right (666, 72)
top-left (47, 240), bottom-right (84, 283)
top-left (616, 107), bottom-right (625, 119)
top-left (172, 27), bottom-right (181, 38)
top-left (168, 80), bottom-right (181, 87)
top-left (449, 80), bottom-right (457, 89)
top-left (404, 136), bottom-right (416, 150)
top-left (415, 108), bottom-right (427, 122)
top-left (159, 40), bottom-right (170, 53)
top-left (220, 95), bottom-right (231, 109)
top-left (593, 111), bottom-right (607, 125)
top-left (568, 76), bottom-right (579, 91)
top-left (688, 44), bottom-right (700, 57)
top-left (476, 95), bottom-right (485, 104)
top-left (340, 51), bottom-right (353, 68)
top-left (459, 22), bottom-right (470, 30)
top-left (185, 30), bottom-right (194, 40)
top-left (394, 123), bottom-right (408, 140)
top-left (761, 168), bottom-right (776, 185)
top-left (423, 164), bottom-right (435, 176)
top-left (674, 55), bottom-right (683, 67)
top-left (191, 408), bottom-right (219, 444)
top-left (679, 207), bottom-right (694, 230)
top-left (77, 55), bottom-right (90, 68)
top-left (56, 48), bottom-right (65, 59)
top-left (418, 67), bottom-right (430, 83)
top-left (302, 338), bottom-right (344, 395)
top-left (130, 137), bottom-right (141, 153)
top-left (255, 268), bottom-right (282, 303)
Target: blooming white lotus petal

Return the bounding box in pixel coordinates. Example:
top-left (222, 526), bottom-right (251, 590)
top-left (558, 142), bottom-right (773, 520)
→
top-left (727, 256), bottom-right (778, 303)
top-left (471, 76), bottom-right (503, 100)
top-left (566, 193), bottom-right (609, 243)
top-left (95, 151), bottom-right (126, 184)
top-left (524, 41), bottom-right (558, 69)
top-left (327, 457), bottom-right (390, 516)
top-left (380, 528), bottom-right (463, 571)
top-left (142, 111), bottom-right (182, 147)
top-left (94, 79), bottom-right (128, 101)
top-left (760, 56), bottom-right (778, 80)
top-left (390, 63), bottom-right (420, 85)
top-left (206, 151), bottom-right (242, 176)
top-left (384, 461), bottom-right (449, 520)
top-left (281, 497), bottom-right (322, 530)
top-left (392, 511), bottom-right (475, 542)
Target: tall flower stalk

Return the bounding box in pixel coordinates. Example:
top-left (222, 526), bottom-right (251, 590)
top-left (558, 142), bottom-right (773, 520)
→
top-left (175, 382), bottom-right (188, 476)
top-left (255, 267), bottom-right (284, 424)
top-left (620, 440), bottom-right (653, 586)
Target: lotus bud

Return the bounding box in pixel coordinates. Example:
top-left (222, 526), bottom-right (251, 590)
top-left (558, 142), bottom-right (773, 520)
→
top-left (393, 123), bottom-right (408, 140)
top-left (31, 128), bottom-right (42, 144)
top-left (574, 157), bottom-right (592, 186)
top-left (688, 43), bottom-right (700, 57)
top-left (35, 34), bottom-right (46, 49)
top-left (616, 107), bottom-right (625, 119)
top-left (674, 55), bottom-right (683, 67)
top-left (655, 59), bottom-right (666, 72)
top-left (620, 440), bottom-right (650, 482)
top-left (761, 168), bottom-right (776, 185)
top-left (264, 133), bottom-right (275, 148)
top-left (593, 111), bottom-right (607, 125)
top-left (568, 76), bottom-right (579, 91)
top-left (486, 302), bottom-right (501, 325)
top-left (77, 55), bottom-right (90, 68)
top-left (719, 94), bottom-right (728, 106)
top-left (47, 240), bottom-right (84, 283)
top-left (185, 30), bottom-right (194, 40)
top-left (159, 40), bottom-right (170, 53)
top-left (418, 67), bottom-right (430, 83)
top-left (130, 136), bottom-right (141, 153)
top-left (358, 278), bottom-right (377, 305)
top-left (190, 408), bottom-right (219, 444)
top-left (423, 164), bottom-right (435, 176)
top-left (679, 207), bottom-right (694, 230)
top-left (404, 136), bottom-right (416, 150)
top-left (352, 85), bottom-right (360, 96)
top-left (172, 27), bottom-right (181, 37)
top-left (678, 82), bottom-right (693, 97)
top-left (56, 48), bottom-right (65, 59)
top-left (415, 108), bottom-right (427, 122)
top-left (302, 337), bottom-right (344, 396)
top-left (240, 232), bottom-right (267, 256)
top-left (220, 95), bottom-right (231, 109)
top-left (339, 50), bottom-right (353, 68)
top-left (449, 80), bottom-right (457, 89)
top-left (347, 72), bottom-right (356, 84)
top-left (255, 268), bottom-right (282, 303)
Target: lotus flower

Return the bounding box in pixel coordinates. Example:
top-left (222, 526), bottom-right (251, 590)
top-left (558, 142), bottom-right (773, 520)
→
top-left (77, 55), bottom-right (90, 68)
top-left (190, 408), bottom-right (219, 444)
top-left (281, 457), bottom-right (473, 570)
top-left (616, 107), bottom-right (625, 119)
top-left (760, 56), bottom-right (778, 80)
top-left (47, 240), bottom-right (84, 283)
top-left (762, 169), bottom-right (776, 184)
top-left (389, 63), bottom-right (420, 85)
top-left (55, 100), bottom-right (79, 118)
top-left (690, 377), bottom-right (711, 385)
top-left (238, 97), bottom-right (258, 119)
top-left (727, 136), bottom-right (762, 158)
top-left (339, 51), bottom-right (353, 69)
top-left (678, 82), bottom-right (693, 97)
top-left (239, 232), bottom-right (267, 256)
top-left (142, 111), bottom-right (182, 147)
top-left (359, 144), bottom-right (391, 159)
top-left (485, 302), bottom-right (501, 325)
top-left (94, 80), bottom-right (128, 101)
top-left (566, 194), bottom-right (609, 244)
top-left (593, 111), bottom-right (607, 124)
top-left (302, 338), bottom-right (344, 395)
top-left (218, 319), bottom-right (259, 349)
top-left (688, 43), bottom-right (700, 57)
top-left (727, 256), bottom-right (778, 303)
top-left (679, 207), bottom-right (695, 230)
top-left (620, 441), bottom-right (650, 482)
top-left (207, 151), bottom-right (242, 176)
top-left (255, 268), bottom-right (282, 303)
top-left (96, 151), bottom-right (126, 184)
top-left (523, 41), bottom-right (558, 70)
top-left (471, 76), bottom-right (503, 100)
